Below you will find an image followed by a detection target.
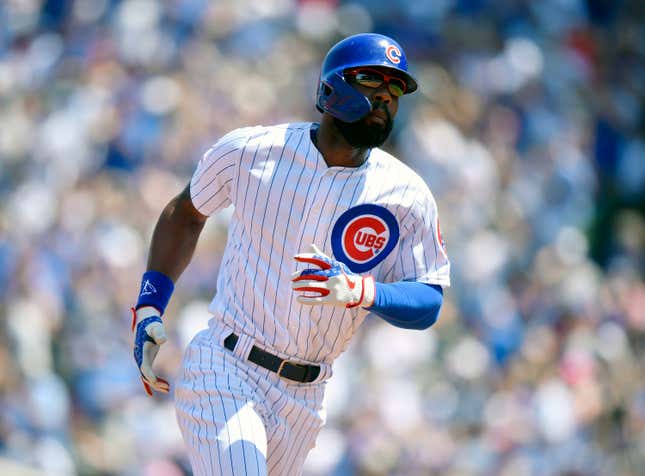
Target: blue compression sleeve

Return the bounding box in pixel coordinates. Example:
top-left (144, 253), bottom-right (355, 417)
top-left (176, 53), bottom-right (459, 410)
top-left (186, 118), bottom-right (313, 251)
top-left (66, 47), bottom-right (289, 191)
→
top-left (367, 281), bottom-right (443, 330)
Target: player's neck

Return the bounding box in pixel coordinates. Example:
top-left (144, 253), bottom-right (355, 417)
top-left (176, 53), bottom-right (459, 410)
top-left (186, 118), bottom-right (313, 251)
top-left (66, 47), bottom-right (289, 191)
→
top-left (314, 118), bottom-right (370, 168)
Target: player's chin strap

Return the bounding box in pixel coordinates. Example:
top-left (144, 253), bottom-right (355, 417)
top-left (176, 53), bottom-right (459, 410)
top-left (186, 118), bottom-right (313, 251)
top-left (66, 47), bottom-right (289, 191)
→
top-left (291, 244), bottom-right (375, 308)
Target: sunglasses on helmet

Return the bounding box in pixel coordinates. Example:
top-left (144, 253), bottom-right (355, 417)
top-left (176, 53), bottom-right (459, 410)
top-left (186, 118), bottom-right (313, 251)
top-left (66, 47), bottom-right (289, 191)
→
top-left (344, 68), bottom-right (408, 97)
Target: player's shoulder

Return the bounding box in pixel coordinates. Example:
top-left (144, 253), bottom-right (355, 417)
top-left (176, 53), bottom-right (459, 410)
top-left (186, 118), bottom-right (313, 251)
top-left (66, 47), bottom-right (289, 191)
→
top-left (262, 121), bottom-right (314, 141)
top-left (212, 125), bottom-right (267, 146)
top-left (217, 122), bottom-right (311, 145)
top-left (370, 148), bottom-right (433, 195)
top-left (266, 121), bottom-right (314, 132)
top-left (370, 148), bottom-right (439, 221)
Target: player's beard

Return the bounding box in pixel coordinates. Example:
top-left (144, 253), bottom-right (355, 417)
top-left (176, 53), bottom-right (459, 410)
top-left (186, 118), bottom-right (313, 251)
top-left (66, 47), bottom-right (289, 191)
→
top-left (333, 102), bottom-right (393, 148)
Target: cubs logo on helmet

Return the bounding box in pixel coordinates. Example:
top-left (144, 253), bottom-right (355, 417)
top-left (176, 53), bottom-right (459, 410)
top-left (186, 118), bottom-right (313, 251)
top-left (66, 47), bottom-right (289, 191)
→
top-left (331, 204), bottom-right (399, 273)
top-left (386, 45), bottom-right (401, 64)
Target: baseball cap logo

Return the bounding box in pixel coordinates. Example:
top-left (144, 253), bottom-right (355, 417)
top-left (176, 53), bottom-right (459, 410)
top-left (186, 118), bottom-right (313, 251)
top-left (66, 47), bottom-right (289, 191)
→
top-left (331, 204), bottom-right (399, 273)
top-left (386, 45), bottom-right (401, 64)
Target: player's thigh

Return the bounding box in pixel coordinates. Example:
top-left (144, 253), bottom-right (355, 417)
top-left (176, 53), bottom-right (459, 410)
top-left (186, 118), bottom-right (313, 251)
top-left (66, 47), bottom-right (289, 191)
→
top-left (175, 355), bottom-right (268, 475)
top-left (177, 394), bottom-right (268, 476)
top-left (265, 389), bottom-right (325, 476)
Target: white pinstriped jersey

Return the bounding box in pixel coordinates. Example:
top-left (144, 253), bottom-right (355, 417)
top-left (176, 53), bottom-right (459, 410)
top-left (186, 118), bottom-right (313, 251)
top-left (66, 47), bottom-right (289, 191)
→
top-left (189, 122), bottom-right (450, 365)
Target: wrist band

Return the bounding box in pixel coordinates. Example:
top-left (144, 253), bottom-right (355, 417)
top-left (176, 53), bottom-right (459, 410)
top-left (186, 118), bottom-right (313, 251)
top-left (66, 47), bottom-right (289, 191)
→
top-left (136, 270), bottom-right (175, 315)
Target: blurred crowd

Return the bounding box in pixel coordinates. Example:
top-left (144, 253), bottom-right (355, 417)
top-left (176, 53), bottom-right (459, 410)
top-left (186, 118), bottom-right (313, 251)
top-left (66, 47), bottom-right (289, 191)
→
top-left (0, 0), bottom-right (643, 475)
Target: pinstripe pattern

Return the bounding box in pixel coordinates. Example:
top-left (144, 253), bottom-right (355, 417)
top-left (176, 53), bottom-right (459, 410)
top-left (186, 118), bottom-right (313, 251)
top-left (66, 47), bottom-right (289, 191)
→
top-left (178, 122), bottom-right (450, 475)
top-left (176, 329), bottom-right (324, 476)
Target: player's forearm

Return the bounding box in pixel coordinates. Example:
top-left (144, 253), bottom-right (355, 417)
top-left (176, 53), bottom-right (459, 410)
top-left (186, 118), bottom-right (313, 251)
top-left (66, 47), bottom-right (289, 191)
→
top-left (146, 186), bottom-right (207, 282)
top-left (367, 282), bottom-right (443, 330)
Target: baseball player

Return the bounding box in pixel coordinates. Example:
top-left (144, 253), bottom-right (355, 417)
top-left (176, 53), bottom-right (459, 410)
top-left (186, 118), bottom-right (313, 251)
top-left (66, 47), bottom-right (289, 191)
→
top-left (131, 33), bottom-right (450, 475)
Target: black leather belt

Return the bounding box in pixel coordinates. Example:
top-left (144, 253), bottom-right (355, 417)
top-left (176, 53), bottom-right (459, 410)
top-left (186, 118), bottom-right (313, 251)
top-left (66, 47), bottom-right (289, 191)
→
top-left (224, 333), bottom-right (321, 383)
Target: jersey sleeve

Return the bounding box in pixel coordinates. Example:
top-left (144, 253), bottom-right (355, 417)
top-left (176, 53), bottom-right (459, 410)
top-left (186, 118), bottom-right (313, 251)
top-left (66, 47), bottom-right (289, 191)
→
top-left (189, 128), bottom-right (256, 216)
top-left (389, 183), bottom-right (451, 287)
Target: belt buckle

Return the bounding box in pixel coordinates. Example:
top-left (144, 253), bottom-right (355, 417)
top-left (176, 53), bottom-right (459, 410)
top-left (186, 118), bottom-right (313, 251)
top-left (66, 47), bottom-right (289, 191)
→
top-left (278, 360), bottom-right (310, 381)
top-left (277, 359), bottom-right (289, 377)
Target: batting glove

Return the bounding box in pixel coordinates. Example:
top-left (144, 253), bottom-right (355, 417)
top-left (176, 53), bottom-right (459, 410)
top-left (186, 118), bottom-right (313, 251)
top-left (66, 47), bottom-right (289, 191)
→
top-left (132, 306), bottom-right (170, 396)
top-left (291, 244), bottom-right (376, 308)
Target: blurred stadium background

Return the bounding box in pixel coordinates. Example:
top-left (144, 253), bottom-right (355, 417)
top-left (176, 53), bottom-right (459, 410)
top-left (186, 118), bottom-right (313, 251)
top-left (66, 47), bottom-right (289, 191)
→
top-left (0, 0), bottom-right (643, 475)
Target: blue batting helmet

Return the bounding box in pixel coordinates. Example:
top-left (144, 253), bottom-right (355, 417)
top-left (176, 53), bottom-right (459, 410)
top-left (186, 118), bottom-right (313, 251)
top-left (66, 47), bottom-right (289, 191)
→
top-left (316, 33), bottom-right (418, 123)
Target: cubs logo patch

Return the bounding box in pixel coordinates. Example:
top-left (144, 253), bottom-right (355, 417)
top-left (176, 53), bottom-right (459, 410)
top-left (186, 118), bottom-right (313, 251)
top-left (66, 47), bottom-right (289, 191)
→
top-left (386, 45), bottom-right (401, 64)
top-left (331, 204), bottom-right (399, 273)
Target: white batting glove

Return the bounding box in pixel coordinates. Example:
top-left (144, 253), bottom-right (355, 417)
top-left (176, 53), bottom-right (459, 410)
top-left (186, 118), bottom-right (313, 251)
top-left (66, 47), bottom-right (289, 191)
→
top-left (291, 244), bottom-right (376, 308)
top-left (132, 306), bottom-right (170, 396)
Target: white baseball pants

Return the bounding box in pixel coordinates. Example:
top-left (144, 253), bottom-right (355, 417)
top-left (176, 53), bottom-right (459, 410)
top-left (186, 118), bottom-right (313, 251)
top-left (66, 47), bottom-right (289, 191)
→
top-left (175, 328), bottom-right (328, 476)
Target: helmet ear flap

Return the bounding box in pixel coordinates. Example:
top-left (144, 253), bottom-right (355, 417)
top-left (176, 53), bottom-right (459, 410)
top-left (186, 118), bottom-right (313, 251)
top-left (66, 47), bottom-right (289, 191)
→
top-left (316, 72), bottom-right (372, 123)
top-left (315, 82), bottom-right (328, 113)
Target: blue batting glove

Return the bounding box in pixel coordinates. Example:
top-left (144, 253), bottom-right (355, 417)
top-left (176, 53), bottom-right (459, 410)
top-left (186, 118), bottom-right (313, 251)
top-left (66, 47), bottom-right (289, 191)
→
top-left (132, 306), bottom-right (170, 396)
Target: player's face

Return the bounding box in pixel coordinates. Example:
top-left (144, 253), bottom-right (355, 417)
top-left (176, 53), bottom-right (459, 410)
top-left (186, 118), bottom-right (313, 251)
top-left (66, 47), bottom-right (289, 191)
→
top-left (336, 67), bottom-right (401, 148)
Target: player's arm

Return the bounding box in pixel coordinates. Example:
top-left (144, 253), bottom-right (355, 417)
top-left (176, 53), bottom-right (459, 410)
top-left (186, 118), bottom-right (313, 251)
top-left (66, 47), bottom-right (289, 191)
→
top-left (131, 128), bottom-right (245, 395)
top-left (131, 183), bottom-right (208, 396)
top-left (366, 281), bottom-right (442, 329)
top-left (146, 183), bottom-right (208, 282)
top-left (292, 245), bottom-right (443, 330)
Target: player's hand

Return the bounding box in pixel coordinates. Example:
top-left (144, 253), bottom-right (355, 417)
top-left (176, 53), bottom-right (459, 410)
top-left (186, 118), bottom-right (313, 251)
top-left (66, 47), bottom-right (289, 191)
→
top-left (291, 244), bottom-right (375, 308)
top-left (132, 306), bottom-right (170, 396)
